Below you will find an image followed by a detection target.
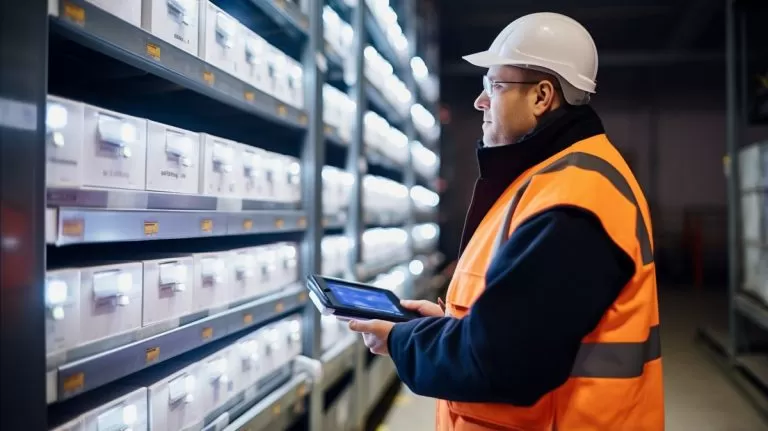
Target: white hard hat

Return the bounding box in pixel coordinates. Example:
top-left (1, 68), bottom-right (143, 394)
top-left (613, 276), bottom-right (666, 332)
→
top-left (463, 12), bottom-right (598, 105)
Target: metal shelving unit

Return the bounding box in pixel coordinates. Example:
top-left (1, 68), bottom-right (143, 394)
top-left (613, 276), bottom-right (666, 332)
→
top-left (0, 0), bottom-right (442, 430)
top-left (697, 0), bottom-right (768, 417)
top-left (48, 285), bottom-right (307, 403)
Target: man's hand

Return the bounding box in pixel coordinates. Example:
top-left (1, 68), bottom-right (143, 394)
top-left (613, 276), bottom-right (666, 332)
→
top-left (400, 299), bottom-right (445, 317)
top-left (348, 319), bottom-right (394, 356)
top-left (348, 299), bottom-right (445, 356)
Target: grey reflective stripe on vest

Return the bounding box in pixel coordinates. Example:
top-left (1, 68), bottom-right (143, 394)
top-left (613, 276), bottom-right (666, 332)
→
top-left (492, 151), bottom-right (660, 379)
top-left (493, 151), bottom-right (654, 265)
top-left (571, 324), bottom-right (661, 378)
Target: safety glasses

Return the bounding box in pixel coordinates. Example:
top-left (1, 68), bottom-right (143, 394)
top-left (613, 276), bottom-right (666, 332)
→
top-left (482, 75), bottom-right (540, 98)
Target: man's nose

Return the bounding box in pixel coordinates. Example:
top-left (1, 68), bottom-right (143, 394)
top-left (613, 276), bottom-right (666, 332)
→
top-left (474, 91), bottom-right (490, 111)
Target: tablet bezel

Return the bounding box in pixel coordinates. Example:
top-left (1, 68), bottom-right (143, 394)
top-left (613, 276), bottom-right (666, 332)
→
top-left (306, 275), bottom-right (421, 322)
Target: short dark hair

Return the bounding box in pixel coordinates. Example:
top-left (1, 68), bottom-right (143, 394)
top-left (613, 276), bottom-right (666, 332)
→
top-left (521, 68), bottom-right (567, 104)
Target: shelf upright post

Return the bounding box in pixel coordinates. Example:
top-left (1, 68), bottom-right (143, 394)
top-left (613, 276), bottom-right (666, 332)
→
top-left (301, 0), bottom-right (326, 428)
top-left (403, 0), bottom-right (418, 299)
top-left (725, 0), bottom-right (745, 358)
top-left (348, 1), bottom-right (368, 429)
top-left (0, 0), bottom-right (48, 429)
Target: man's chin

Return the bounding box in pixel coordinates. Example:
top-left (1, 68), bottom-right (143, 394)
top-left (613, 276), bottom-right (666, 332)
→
top-left (482, 136), bottom-right (503, 148)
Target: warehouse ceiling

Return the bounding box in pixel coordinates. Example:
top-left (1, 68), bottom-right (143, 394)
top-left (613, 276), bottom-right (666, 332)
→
top-left (437, 0), bottom-right (731, 101)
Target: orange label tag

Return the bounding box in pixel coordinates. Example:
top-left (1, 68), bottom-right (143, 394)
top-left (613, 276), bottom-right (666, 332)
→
top-left (203, 71), bottom-right (215, 85)
top-left (63, 372), bottom-right (85, 393)
top-left (202, 327), bottom-right (213, 340)
top-left (243, 219), bottom-right (253, 231)
top-left (146, 43), bottom-right (161, 60)
top-left (63, 2), bottom-right (85, 24)
top-left (62, 218), bottom-right (84, 237)
top-left (144, 221), bottom-right (159, 236)
top-left (146, 347), bottom-right (160, 364)
top-left (243, 313), bottom-right (253, 325)
top-left (245, 91), bottom-right (255, 102)
top-left (275, 302), bottom-right (284, 313)
top-left (201, 219), bottom-right (213, 233)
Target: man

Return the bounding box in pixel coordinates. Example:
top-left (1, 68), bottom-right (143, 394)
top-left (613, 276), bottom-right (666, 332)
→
top-left (349, 12), bottom-right (664, 431)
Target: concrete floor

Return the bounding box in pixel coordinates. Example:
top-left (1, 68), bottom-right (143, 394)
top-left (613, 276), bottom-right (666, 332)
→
top-left (379, 288), bottom-right (768, 430)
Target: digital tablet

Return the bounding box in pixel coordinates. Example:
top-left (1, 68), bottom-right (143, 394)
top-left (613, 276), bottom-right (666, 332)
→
top-left (306, 275), bottom-right (421, 322)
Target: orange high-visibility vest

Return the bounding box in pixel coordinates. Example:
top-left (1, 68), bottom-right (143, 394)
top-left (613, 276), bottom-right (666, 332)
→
top-left (437, 134), bottom-right (664, 431)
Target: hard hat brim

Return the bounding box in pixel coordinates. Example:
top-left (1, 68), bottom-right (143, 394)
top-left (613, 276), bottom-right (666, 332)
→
top-left (462, 51), bottom-right (509, 68)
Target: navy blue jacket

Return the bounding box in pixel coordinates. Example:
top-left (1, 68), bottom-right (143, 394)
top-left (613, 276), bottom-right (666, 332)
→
top-left (387, 106), bottom-right (636, 406)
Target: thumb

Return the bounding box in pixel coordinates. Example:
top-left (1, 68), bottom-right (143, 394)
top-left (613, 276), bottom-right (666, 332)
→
top-left (348, 319), bottom-right (372, 333)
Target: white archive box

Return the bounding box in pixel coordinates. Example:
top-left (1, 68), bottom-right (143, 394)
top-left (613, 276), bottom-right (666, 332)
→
top-left (282, 155), bottom-right (302, 203)
top-left (192, 252), bottom-right (231, 311)
top-left (231, 331), bottom-right (265, 393)
top-left (322, 6), bottom-right (342, 53)
top-left (322, 166), bottom-right (342, 216)
top-left (86, 0), bottom-right (142, 27)
top-left (281, 316), bottom-right (303, 360)
top-left (265, 46), bottom-right (289, 103)
top-left (142, 0), bottom-right (200, 55)
top-left (45, 269), bottom-right (82, 356)
top-left (260, 322), bottom-right (286, 376)
top-left (382, 126), bottom-right (409, 165)
top-left (321, 314), bottom-right (341, 351)
top-left (744, 246), bottom-right (768, 298)
top-left (273, 242), bottom-right (299, 289)
top-left (323, 84), bottom-right (344, 130)
top-left (238, 27), bottom-right (271, 92)
top-left (146, 121), bottom-right (201, 194)
top-left (284, 58), bottom-right (304, 110)
top-left (229, 247), bottom-right (261, 302)
top-left (82, 104), bottom-right (148, 190)
top-left (199, 1), bottom-right (242, 77)
top-left (148, 362), bottom-right (203, 431)
top-left (79, 262), bottom-right (143, 346)
top-left (200, 347), bottom-right (237, 414)
top-left (46, 95), bottom-right (85, 188)
top-left (82, 388), bottom-right (149, 431)
top-left (200, 134), bottom-right (241, 196)
top-left (262, 152), bottom-right (301, 203)
top-left (256, 245), bottom-right (279, 294)
top-left (142, 256), bottom-right (195, 327)
top-left (741, 192), bottom-right (768, 244)
top-left (321, 236), bottom-right (350, 276)
top-left (239, 144), bottom-right (270, 201)
top-left (739, 141), bottom-right (768, 191)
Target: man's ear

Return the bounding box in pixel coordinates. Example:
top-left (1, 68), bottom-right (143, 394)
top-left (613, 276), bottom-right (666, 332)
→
top-left (532, 80), bottom-right (558, 116)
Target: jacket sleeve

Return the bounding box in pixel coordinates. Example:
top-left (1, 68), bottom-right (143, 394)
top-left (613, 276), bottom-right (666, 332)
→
top-left (387, 206), bottom-right (635, 406)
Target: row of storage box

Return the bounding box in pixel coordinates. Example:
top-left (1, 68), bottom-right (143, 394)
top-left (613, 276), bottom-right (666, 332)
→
top-left (46, 95), bottom-right (301, 202)
top-left (45, 242), bottom-right (299, 357)
top-left (321, 224), bottom-right (440, 278)
top-left (51, 315), bottom-right (304, 431)
top-left (45, 226), bottom-right (437, 358)
top-left (739, 141), bottom-right (768, 191)
top-left (739, 142), bottom-right (768, 305)
top-left (47, 95), bottom-right (439, 213)
top-left (81, 0), bottom-right (305, 109)
top-left (743, 245), bottom-right (768, 305)
top-left (80, 0), bottom-right (417, 132)
top-left (741, 191), bottom-right (768, 245)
